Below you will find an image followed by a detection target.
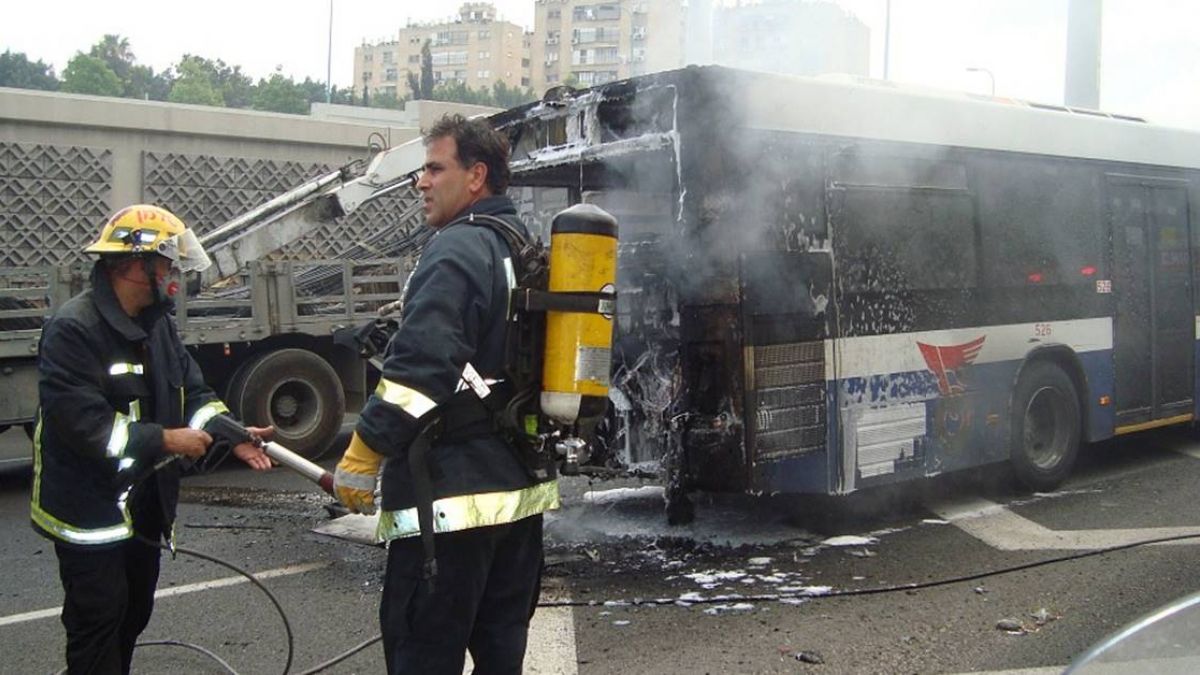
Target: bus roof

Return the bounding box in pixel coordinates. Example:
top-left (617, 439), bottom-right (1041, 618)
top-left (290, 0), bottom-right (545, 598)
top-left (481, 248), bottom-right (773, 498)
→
top-left (728, 66), bottom-right (1200, 171)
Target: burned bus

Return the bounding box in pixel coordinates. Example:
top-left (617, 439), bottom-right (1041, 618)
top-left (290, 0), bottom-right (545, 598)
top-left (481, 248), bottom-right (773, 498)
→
top-left (491, 65), bottom-right (1200, 518)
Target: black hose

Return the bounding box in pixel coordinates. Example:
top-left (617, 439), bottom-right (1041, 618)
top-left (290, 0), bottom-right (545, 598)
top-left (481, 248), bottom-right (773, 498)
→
top-left (135, 535), bottom-right (295, 675)
top-left (134, 640), bottom-right (239, 674)
top-left (293, 635), bottom-right (383, 675)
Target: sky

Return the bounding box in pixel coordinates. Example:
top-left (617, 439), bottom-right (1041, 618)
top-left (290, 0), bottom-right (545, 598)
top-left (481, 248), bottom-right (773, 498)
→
top-left (2, 0), bottom-right (1198, 130)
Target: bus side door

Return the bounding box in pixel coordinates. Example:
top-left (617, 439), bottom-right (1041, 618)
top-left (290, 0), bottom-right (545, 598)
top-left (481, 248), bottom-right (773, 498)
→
top-left (1108, 175), bottom-right (1193, 427)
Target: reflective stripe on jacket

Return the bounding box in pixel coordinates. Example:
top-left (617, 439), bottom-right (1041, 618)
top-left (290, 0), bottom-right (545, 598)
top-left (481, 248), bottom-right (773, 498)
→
top-left (31, 264), bottom-right (228, 548)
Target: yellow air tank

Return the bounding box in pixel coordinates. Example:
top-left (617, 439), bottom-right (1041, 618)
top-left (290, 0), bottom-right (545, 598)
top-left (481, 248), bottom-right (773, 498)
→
top-left (540, 204), bottom-right (618, 425)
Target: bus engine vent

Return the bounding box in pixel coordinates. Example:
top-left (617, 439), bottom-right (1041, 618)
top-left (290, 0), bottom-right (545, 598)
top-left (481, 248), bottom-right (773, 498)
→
top-left (751, 341), bottom-right (826, 462)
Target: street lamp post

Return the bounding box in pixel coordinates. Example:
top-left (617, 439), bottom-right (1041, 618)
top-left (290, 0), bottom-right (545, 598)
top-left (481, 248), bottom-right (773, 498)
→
top-left (883, 0), bottom-right (891, 80)
top-left (326, 0), bottom-right (334, 103)
top-left (967, 66), bottom-right (995, 96)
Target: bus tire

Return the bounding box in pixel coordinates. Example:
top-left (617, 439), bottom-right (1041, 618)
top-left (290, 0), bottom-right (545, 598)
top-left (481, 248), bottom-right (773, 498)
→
top-left (1010, 361), bottom-right (1080, 492)
top-left (228, 348), bottom-right (345, 461)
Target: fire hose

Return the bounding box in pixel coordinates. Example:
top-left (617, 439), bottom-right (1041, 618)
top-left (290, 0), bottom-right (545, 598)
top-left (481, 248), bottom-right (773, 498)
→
top-left (206, 414), bottom-right (336, 496)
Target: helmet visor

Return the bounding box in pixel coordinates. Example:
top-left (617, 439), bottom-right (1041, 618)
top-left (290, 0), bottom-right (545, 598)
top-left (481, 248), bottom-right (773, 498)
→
top-left (156, 229), bottom-right (212, 273)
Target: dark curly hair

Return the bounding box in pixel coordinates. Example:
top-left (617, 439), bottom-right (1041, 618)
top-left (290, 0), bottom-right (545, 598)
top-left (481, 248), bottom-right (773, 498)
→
top-left (425, 113), bottom-right (511, 195)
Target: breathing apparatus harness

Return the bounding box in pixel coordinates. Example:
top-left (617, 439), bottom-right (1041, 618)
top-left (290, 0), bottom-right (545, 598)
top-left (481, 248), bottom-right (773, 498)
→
top-left (356, 205), bottom-right (618, 587)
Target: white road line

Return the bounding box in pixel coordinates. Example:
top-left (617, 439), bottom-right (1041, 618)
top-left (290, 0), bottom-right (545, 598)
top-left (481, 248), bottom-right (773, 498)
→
top-left (928, 497), bottom-right (1200, 551)
top-left (0, 561), bottom-right (328, 628)
top-left (463, 604), bottom-right (578, 675)
top-left (950, 662), bottom-right (1065, 667)
top-left (525, 605), bottom-right (578, 674)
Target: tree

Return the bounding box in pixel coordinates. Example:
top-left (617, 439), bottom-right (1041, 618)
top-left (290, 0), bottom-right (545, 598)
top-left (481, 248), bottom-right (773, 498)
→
top-left (369, 91), bottom-right (404, 110)
top-left (0, 50), bottom-right (59, 91)
top-left (88, 34), bottom-right (134, 90)
top-left (125, 64), bottom-right (173, 101)
top-left (60, 54), bottom-right (122, 97)
top-left (408, 40), bottom-right (434, 100)
top-left (168, 58), bottom-right (224, 106)
top-left (491, 81), bottom-right (537, 109)
top-left (297, 77), bottom-right (352, 106)
top-left (176, 55), bottom-right (253, 108)
top-left (431, 80), bottom-right (491, 106)
top-left (253, 73), bottom-right (308, 114)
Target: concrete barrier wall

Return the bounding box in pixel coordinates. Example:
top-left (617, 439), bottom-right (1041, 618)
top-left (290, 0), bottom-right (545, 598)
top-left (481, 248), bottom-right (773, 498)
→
top-left (0, 87), bottom-right (424, 266)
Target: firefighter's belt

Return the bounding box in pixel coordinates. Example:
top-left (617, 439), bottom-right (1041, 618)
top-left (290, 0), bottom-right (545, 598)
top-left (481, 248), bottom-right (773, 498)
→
top-left (430, 384), bottom-right (509, 444)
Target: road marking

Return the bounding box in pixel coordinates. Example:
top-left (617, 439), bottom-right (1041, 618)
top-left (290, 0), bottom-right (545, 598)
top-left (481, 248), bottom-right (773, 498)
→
top-left (928, 497), bottom-right (1200, 551)
top-left (950, 662), bottom-right (1065, 667)
top-left (525, 606), bottom-right (578, 674)
top-left (463, 604), bottom-right (578, 674)
top-left (0, 561), bottom-right (328, 628)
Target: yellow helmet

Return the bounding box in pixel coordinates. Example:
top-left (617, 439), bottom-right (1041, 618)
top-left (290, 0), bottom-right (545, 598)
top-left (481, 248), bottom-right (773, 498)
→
top-left (84, 204), bottom-right (212, 273)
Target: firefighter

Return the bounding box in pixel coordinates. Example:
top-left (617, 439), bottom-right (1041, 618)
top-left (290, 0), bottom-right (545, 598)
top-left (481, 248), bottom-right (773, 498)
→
top-left (333, 114), bottom-right (559, 674)
top-left (31, 205), bottom-right (273, 675)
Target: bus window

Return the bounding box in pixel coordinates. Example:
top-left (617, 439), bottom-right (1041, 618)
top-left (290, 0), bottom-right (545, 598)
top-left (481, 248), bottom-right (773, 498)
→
top-left (834, 186), bottom-right (977, 293)
top-left (976, 159), bottom-right (1104, 288)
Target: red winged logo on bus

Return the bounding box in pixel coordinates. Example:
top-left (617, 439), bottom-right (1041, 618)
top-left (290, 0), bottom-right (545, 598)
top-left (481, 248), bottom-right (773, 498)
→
top-left (917, 336), bottom-right (986, 396)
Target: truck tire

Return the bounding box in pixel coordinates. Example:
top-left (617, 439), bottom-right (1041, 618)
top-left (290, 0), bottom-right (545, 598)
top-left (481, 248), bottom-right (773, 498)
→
top-left (1010, 361), bottom-right (1080, 492)
top-left (227, 349), bottom-right (345, 461)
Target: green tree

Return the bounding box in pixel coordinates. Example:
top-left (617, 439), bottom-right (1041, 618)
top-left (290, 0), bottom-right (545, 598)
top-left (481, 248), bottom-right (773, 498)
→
top-left (88, 34), bottom-right (134, 90)
top-left (431, 80), bottom-right (492, 106)
top-left (168, 58), bottom-right (224, 106)
top-left (253, 72), bottom-right (308, 114)
top-left (491, 81), bottom-right (537, 108)
top-left (60, 54), bottom-right (122, 97)
top-left (368, 91), bottom-right (404, 110)
top-left (176, 55), bottom-right (254, 108)
top-left (297, 77), bottom-right (352, 106)
top-left (0, 50), bottom-right (59, 90)
top-left (125, 64), bottom-right (173, 101)
top-left (407, 40), bottom-right (434, 100)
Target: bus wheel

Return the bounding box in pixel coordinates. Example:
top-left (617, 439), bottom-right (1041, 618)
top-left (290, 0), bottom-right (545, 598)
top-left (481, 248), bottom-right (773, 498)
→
top-left (1010, 361), bottom-right (1080, 491)
top-left (228, 348), bottom-right (345, 461)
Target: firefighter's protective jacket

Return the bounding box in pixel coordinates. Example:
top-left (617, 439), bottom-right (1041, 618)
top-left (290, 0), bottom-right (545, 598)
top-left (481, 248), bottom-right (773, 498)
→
top-left (356, 196), bottom-right (559, 541)
top-left (30, 264), bottom-right (228, 548)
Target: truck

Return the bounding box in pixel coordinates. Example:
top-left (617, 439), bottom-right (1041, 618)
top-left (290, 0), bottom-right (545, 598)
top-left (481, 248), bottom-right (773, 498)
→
top-left (0, 207), bottom-right (424, 461)
top-left (0, 89), bottom-right (440, 461)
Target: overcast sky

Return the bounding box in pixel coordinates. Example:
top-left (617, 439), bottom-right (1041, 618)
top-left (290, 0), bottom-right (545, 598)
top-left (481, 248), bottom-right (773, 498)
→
top-left (2, 0), bottom-right (1197, 129)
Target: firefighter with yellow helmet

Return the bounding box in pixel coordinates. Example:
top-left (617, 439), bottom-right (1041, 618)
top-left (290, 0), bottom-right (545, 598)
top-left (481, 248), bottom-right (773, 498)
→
top-left (31, 205), bottom-right (273, 674)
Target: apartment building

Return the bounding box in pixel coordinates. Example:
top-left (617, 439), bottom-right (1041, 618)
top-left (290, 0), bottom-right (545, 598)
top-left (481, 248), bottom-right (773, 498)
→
top-left (354, 3), bottom-right (531, 101)
top-left (530, 0), bottom-right (685, 93)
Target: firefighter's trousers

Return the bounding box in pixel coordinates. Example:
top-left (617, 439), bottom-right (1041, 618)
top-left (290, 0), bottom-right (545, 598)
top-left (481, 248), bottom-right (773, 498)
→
top-left (379, 513), bottom-right (544, 675)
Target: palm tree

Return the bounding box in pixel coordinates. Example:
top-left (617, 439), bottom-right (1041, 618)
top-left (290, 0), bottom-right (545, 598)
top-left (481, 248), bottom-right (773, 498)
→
top-left (89, 34), bottom-right (134, 82)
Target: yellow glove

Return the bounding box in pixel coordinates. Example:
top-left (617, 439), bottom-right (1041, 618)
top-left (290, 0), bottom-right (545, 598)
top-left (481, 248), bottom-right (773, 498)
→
top-left (334, 432), bottom-right (383, 515)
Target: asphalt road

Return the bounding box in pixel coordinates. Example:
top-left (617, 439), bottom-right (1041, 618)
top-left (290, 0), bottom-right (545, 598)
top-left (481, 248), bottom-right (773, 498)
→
top-left (4, 425), bottom-right (1200, 673)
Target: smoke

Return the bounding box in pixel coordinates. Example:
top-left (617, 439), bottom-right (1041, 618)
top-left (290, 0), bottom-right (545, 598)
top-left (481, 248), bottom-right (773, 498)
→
top-left (681, 1), bottom-right (870, 79)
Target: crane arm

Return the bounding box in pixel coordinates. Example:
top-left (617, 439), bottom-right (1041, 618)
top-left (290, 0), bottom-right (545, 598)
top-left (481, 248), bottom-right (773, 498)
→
top-left (198, 136), bottom-right (428, 282)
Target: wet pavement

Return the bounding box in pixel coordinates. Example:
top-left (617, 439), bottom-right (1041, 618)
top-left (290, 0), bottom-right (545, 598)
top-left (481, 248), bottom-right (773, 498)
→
top-left (5, 427), bottom-right (1200, 673)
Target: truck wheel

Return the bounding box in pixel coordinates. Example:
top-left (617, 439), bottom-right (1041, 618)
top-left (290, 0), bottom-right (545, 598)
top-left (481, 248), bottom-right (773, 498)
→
top-left (1010, 361), bottom-right (1080, 492)
top-left (228, 349), bottom-right (345, 461)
